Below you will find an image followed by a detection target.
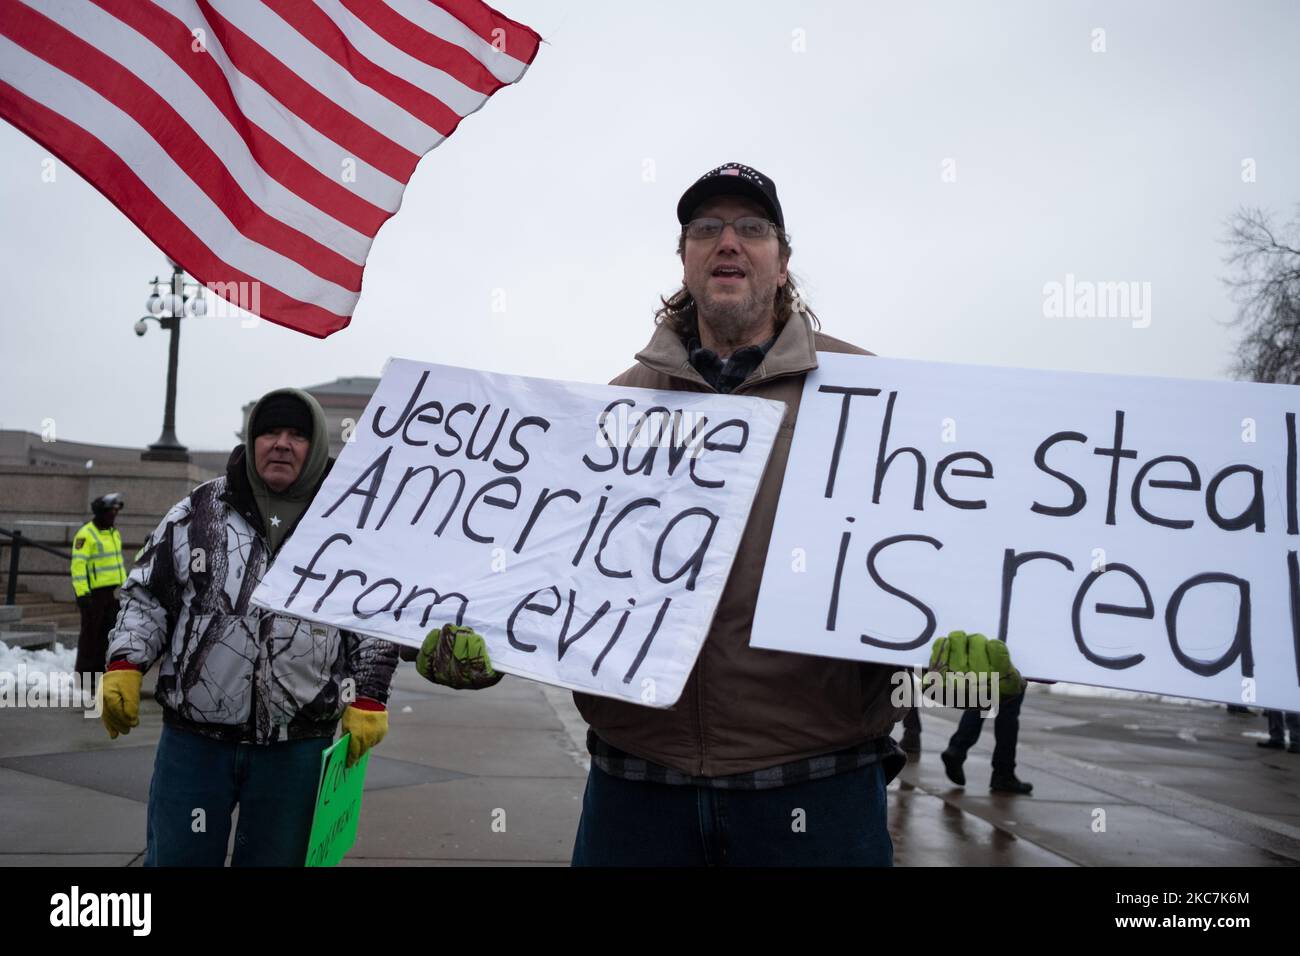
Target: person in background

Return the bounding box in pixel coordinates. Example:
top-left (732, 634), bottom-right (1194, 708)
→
top-left (1257, 710), bottom-right (1300, 753)
top-left (900, 671), bottom-right (923, 756)
top-left (936, 632), bottom-right (1033, 795)
top-left (70, 492), bottom-right (126, 675)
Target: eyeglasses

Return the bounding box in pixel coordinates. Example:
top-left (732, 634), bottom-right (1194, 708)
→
top-left (684, 216), bottom-right (778, 241)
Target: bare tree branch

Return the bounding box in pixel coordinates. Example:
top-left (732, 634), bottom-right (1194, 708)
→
top-left (1221, 205), bottom-right (1300, 384)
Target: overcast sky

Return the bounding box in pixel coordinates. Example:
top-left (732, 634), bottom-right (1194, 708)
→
top-left (2, 0), bottom-right (1298, 452)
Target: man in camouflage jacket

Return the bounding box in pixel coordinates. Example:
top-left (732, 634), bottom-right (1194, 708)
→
top-left (103, 388), bottom-right (398, 866)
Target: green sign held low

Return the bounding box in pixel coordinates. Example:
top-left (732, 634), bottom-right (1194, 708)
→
top-left (305, 733), bottom-right (369, 867)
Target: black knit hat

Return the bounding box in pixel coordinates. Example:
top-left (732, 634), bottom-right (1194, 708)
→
top-left (250, 393), bottom-right (312, 438)
top-left (677, 163), bottom-right (784, 230)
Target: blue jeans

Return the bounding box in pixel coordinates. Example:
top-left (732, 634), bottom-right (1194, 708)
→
top-left (571, 762), bottom-right (893, 866)
top-left (144, 724), bottom-right (330, 867)
top-left (945, 691), bottom-right (1025, 775)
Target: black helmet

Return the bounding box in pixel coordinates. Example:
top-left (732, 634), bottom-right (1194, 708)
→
top-left (91, 493), bottom-right (125, 516)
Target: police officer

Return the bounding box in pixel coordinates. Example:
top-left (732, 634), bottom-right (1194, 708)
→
top-left (71, 493), bottom-right (126, 674)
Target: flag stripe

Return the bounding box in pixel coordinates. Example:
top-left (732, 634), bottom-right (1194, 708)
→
top-left (385, 0), bottom-right (538, 82)
top-left (24, 0), bottom-right (368, 279)
top-left (265, 0), bottom-right (475, 130)
top-left (96, 0), bottom-right (391, 237)
top-left (204, 0), bottom-right (439, 155)
top-left (338, 0), bottom-right (504, 98)
top-left (438, 0), bottom-right (541, 65)
top-left (0, 32), bottom-right (360, 314)
top-left (193, 0), bottom-right (419, 182)
top-left (152, 0), bottom-right (406, 216)
top-left (0, 78), bottom-right (351, 337)
top-left (0, 0), bottom-right (539, 337)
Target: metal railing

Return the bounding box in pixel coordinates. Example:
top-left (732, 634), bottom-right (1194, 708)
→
top-left (0, 527), bottom-right (72, 606)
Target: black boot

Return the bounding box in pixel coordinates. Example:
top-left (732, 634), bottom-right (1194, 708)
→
top-left (1257, 738), bottom-right (1285, 749)
top-left (941, 749), bottom-right (965, 786)
top-left (990, 772), bottom-right (1033, 794)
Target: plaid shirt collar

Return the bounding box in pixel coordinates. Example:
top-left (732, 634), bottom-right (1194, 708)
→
top-left (686, 334), bottom-right (777, 394)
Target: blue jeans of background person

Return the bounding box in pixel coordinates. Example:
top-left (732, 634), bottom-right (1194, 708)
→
top-left (946, 691), bottom-right (1025, 775)
top-left (144, 724), bottom-right (330, 867)
top-left (571, 761), bottom-right (892, 866)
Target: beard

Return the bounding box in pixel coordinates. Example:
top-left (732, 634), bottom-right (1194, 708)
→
top-left (691, 279), bottom-right (777, 349)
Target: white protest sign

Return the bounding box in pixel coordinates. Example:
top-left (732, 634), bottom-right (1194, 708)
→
top-left (253, 358), bottom-right (784, 707)
top-left (752, 353), bottom-right (1300, 710)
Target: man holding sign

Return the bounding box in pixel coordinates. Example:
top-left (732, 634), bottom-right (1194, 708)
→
top-left (554, 164), bottom-right (905, 865)
top-left (101, 389), bottom-right (399, 866)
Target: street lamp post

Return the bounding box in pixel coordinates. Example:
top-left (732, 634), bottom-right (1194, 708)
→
top-left (137, 259), bottom-right (205, 463)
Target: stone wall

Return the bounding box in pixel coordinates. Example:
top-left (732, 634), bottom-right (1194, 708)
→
top-left (0, 453), bottom-right (221, 602)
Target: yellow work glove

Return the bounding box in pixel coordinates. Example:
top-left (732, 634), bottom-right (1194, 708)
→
top-left (101, 667), bottom-right (142, 739)
top-left (340, 702), bottom-right (388, 768)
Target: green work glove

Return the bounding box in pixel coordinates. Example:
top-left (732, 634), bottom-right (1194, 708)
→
top-left (415, 624), bottom-right (503, 690)
top-left (929, 630), bottom-right (1025, 699)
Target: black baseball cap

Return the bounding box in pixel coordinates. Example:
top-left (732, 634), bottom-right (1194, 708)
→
top-left (676, 163), bottom-right (784, 231)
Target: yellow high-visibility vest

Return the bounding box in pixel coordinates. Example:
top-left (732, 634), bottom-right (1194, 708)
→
top-left (70, 520), bottom-right (126, 597)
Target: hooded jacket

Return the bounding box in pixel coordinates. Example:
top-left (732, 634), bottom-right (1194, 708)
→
top-left (573, 313), bottom-right (906, 777)
top-left (242, 387), bottom-right (332, 555)
top-left (107, 391), bottom-right (398, 744)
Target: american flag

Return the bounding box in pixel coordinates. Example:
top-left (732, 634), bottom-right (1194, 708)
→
top-left (0, 0), bottom-right (540, 337)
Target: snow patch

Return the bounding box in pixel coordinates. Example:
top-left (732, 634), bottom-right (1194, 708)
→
top-left (0, 642), bottom-right (77, 675)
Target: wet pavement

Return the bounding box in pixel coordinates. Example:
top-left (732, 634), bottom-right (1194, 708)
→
top-left (891, 691), bottom-right (1300, 865)
top-left (1, 665), bottom-right (1297, 866)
